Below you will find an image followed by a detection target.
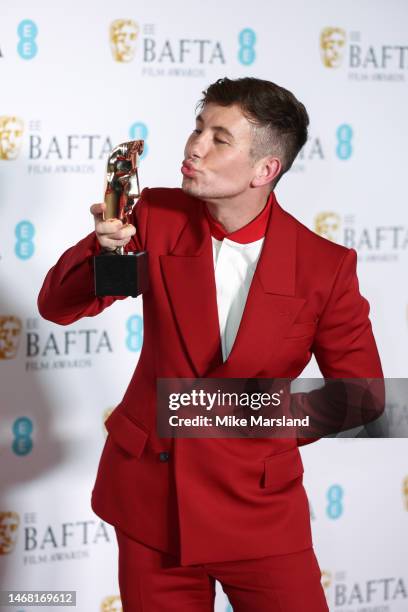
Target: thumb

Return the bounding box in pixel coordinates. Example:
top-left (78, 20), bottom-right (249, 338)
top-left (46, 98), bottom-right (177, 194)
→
top-left (90, 202), bottom-right (106, 220)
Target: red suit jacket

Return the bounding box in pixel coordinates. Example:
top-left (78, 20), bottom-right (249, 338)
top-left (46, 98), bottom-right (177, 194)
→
top-left (38, 188), bottom-right (383, 565)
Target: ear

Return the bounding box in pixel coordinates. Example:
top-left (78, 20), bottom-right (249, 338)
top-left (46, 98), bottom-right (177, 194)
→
top-left (251, 156), bottom-right (282, 188)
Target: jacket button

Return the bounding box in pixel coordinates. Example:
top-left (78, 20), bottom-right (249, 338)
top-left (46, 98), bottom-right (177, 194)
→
top-left (159, 452), bottom-right (170, 462)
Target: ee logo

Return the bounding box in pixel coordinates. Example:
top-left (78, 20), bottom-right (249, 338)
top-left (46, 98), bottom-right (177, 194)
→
top-left (129, 122), bottom-right (148, 159)
top-left (17, 19), bottom-right (38, 60)
top-left (336, 124), bottom-right (353, 160)
top-left (326, 484), bottom-right (344, 519)
top-left (15, 221), bottom-right (35, 260)
top-left (12, 417), bottom-right (33, 456)
top-left (126, 314), bottom-right (143, 352)
top-left (238, 28), bottom-right (256, 66)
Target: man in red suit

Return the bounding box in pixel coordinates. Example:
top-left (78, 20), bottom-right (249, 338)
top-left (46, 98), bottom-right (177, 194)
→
top-left (38, 77), bottom-right (383, 611)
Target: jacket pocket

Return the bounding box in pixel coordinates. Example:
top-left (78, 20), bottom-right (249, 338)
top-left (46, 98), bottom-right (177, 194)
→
top-left (263, 447), bottom-right (304, 490)
top-left (105, 409), bottom-right (149, 459)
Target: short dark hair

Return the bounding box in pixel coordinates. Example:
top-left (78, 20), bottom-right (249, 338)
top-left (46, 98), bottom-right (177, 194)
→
top-left (199, 77), bottom-right (309, 187)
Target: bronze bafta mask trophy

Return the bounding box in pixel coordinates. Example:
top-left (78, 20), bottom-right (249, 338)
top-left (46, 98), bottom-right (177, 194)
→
top-left (94, 140), bottom-right (149, 297)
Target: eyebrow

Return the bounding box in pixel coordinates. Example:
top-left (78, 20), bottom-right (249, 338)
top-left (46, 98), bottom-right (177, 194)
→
top-left (196, 114), bottom-right (235, 141)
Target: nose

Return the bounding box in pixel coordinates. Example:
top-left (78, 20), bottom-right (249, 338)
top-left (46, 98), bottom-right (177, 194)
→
top-left (187, 131), bottom-right (208, 160)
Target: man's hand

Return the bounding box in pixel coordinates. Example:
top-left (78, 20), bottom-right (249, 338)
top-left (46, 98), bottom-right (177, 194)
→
top-left (90, 203), bottom-right (136, 252)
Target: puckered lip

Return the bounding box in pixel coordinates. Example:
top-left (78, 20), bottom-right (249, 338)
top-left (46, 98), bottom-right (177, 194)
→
top-left (181, 159), bottom-right (200, 172)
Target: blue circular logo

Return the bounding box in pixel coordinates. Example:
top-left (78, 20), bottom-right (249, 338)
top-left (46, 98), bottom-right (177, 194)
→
top-left (126, 314), bottom-right (143, 352)
top-left (238, 28), bottom-right (256, 66)
top-left (336, 124), bottom-right (353, 160)
top-left (326, 484), bottom-right (344, 519)
top-left (17, 19), bottom-right (38, 60)
top-left (15, 221), bottom-right (35, 260)
top-left (12, 417), bottom-right (34, 456)
top-left (17, 20), bottom-right (38, 38)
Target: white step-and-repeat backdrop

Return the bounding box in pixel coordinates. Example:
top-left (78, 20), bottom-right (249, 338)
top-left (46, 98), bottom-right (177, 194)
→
top-left (1, 1), bottom-right (407, 610)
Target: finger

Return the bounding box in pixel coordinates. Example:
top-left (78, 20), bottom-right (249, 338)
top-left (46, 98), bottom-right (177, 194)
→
top-left (106, 224), bottom-right (137, 240)
top-left (90, 203), bottom-right (106, 221)
top-left (121, 223), bottom-right (137, 237)
top-left (95, 219), bottom-right (123, 236)
top-left (96, 221), bottom-right (136, 238)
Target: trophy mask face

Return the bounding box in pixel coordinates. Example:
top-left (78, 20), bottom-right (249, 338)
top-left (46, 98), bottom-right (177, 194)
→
top-left (0, 116), bottom-right (24, 160)
top-left (320, 27), bottom-right (346, 68)
top-left (101, 595), bottom-right (122, 612)
top-left (315, 212), bottom-right (341, 242)
top-left (0, 512), bottom-right (20, 554)
top-left (110, 19), bottom-right (139, 62)
top-left (403, 476), bottom-right (408, 510)
top-left (321, 570), bottom-right (332, 591)
top-left (182, 103), bottom-right (263, 203)
top-left (0, 316), bottom-right (22, 359)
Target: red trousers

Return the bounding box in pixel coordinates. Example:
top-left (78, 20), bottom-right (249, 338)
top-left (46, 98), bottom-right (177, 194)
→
top-left (115, 528), bottom-right (329, 611)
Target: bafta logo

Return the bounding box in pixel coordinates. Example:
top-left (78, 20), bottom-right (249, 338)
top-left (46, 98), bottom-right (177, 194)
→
top-left (320, 27), bottom-right (346, 68)
top-left (0, 116), bottom-right (24, 160)
top-left (0, 511), bottom-right (20, 554)
top-left (403, 476), bottom-right (408, 511)
top-left (0, 316), bottom-right (22, 360)
top-left (321, 570), bottom-right (332, 591)
top-left (315, 212), bottom-right (341, 243)
top-left (103, 408), bottom-right (114, 436)
top-left (101, 595), bottom-right (122, 612)
top-left (110, 19), bottom-right (139, 62)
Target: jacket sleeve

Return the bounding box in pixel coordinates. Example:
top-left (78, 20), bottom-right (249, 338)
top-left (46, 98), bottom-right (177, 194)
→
top-left (312, 248), bottom-right (382, 379)
top-left (296, 248), bottom-right (384, 446)
top-left (37, 187), bottom-right (150, 326)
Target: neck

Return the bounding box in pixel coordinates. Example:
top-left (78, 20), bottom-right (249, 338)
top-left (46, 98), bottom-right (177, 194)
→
top-left (204, 189), bottom-right (271, 233)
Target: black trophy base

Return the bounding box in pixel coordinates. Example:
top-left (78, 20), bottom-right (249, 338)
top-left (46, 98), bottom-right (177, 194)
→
top-left (94, 251), bottom-right (149, 297)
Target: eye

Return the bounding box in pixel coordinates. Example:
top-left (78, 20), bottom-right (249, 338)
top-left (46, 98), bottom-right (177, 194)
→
top-left (193, 128), bottom-right (202, 135)
top-left (214, 137), bottom-right (228, 145)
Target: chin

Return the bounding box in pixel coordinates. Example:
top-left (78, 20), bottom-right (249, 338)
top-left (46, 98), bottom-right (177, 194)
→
top-left (181, 179), bottom-right (199, 197)
top-left (181, 178), bottom-right (233, 202)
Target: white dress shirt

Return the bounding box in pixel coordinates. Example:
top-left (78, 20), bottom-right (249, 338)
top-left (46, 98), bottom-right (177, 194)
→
top-left (211, 236), bottom-right (264, 362)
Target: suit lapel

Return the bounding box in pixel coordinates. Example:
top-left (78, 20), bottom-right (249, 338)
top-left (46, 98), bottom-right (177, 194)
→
top-left (159, 199), bottom-right (222, 377)
top-left (208, 196), bottom-right (305, 378)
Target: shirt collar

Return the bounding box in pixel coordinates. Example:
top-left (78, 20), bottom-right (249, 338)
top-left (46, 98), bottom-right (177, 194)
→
top-left (204, 192), bottom-right (274, 244)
